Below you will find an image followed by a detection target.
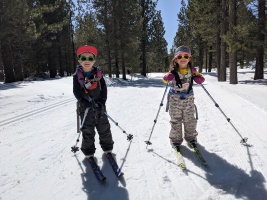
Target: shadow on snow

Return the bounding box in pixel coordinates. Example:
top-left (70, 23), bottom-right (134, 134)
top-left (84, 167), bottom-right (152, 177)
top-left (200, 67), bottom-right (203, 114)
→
top-left (181, 144), bottom-right (267, 200)
top-left (73, 154), bottom-right (129, 200)
top-left (149, 143), bottom-right (266, 200)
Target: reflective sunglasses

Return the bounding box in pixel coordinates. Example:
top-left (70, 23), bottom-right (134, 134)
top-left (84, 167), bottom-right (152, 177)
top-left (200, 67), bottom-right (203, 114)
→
top-left (176, 55), bottom-right (191, 60)
top-left (79, 56), bottom-right (95, 62)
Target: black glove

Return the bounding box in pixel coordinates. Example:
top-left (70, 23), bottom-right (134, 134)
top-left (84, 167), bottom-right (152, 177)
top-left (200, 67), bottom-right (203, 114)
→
top-left (79, 98), bottom-right (92, 108)
top-left (95, 102), bottom-right (105, 117)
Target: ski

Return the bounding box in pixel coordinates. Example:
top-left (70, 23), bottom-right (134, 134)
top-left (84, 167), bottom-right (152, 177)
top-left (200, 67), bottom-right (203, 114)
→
top-left (173, 147), bottom-right (186, 170)
top-left (87, 157), bottom-right (106, 182)
top-left (191, 146), bottom-right (208, 166)
top-left (106, 153), bottom-right (124, 177)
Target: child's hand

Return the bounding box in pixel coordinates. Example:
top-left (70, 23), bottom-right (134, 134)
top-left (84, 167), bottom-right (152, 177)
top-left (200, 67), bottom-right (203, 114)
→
top-left (80, 98), bottom-right (92, 108)
top-left (163, 73), bottom-right (174, 81)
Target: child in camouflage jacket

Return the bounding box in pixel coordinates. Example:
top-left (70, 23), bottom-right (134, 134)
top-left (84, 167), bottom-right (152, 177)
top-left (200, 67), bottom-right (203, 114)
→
top-left (163, 45), bottom-right (205, 150)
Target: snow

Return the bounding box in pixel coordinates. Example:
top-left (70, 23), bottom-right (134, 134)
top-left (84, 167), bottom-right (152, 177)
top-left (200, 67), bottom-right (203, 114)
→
top-left (0, 69), bottom-right (267, 200)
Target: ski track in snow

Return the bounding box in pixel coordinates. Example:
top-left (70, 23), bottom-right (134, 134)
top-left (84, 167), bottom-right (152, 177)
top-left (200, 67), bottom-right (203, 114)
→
top-left (0, 70), bottom-right (267, 200)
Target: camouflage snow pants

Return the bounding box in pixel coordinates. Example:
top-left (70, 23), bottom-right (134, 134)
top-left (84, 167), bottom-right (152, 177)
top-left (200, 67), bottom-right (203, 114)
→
top-left (168, 94), bottom-right (198, 146)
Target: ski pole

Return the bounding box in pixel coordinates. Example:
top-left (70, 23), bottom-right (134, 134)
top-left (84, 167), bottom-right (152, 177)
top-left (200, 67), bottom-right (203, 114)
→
top-left (76, 102), bottom-right (80, 133)
top-left (71, 107), bottom-right (89, 153)
top-left (145, 82), bottom-right (169, 148)
top-left (200, 84), bottom-right (249, 145)
top-left (104, 112), bottom-right (133, 141)
top-left (90, 95), bottom-right (133, 141)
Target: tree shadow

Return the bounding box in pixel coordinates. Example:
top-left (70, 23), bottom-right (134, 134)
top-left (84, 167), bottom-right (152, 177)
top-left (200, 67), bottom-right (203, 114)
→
top-left (0, 77), bottom-right (66, 91)
top-left (238, 79), bottom-right (267, 85)
top-left (80, 155), bottom-right (129, 200)
top-left (0, 81), bottom-right (27, 90)
top-left (104, 75), bottom-right (166, 88)
top-left (181, 144), bottom-right (267, 200)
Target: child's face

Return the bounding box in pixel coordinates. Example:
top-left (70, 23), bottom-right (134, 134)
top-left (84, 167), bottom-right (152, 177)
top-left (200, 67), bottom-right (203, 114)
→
top-left (175, 54), bottom-right (191, 68)
top-left (78, 52), bottom-right (96, 72)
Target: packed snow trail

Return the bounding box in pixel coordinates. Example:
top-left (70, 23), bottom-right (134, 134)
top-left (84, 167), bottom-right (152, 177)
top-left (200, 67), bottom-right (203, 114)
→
top-left (0, 70), bottom-right (267, 200)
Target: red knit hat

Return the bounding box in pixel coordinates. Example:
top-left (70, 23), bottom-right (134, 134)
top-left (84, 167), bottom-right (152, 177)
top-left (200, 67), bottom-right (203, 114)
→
top-left (76, 45), bottom-right (98, 57)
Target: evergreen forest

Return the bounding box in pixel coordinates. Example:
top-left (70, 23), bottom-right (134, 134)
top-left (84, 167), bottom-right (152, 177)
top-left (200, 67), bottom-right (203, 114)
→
top-left (0, 0), bottom-right (266, 84)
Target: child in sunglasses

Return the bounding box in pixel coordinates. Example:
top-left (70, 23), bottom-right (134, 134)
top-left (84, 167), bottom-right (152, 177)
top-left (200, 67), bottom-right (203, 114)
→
top-left (73, 45), bottom-right (114, 158)
top-left (162, 45), bottom-right (205, 151)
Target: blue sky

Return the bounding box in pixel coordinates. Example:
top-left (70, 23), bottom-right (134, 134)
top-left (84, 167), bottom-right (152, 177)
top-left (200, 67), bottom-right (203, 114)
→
top-left (156, 0), bottom-right (181, 52)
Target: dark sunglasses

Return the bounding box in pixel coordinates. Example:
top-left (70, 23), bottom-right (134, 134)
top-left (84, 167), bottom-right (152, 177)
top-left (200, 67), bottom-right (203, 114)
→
top-left (79, 56), bottom-right (95, 62)
top-left (176, 55), bottom-right (191, 60)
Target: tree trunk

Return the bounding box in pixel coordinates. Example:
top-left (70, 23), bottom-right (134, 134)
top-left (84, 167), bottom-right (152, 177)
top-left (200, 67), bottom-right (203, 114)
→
top-left (141, 37), bottom-right (147, 76)
top-left (104, 0), bottom-right (112, 78)
top-left (121, 51), bottom-right (126, 80)
top-left (205, 44), bottom-right (208, 72)
top-left (254, 0), bottom-right (265, 80)
top-left (113, 0), bottom-right (120, 78)
top-left (219, 0), bottom-right (227, 82)
top-left (140, 0), bottom-right (147, 77)
top-left (198, 39), bottom-right (204, 73)
top-left (59, 45), bottom-right (64, 77)
top-left (1, 39), bottom-right (16, 83)
top-left (229, 52), bottom-right (237, 84)
top-left (64, 46), bottom-right (70, 76)
top-left (48, 50), bottom-right (57, 78)
top-left (13, 53), bottom-right (23, 81)
top-left (70, 11), bottom-right (76, 73)
top-left (208, 46), bottom-right (212, 72)
top-left (229, 0), bottom-right (237, 84)
top-left (216, 0), bottom-right (221, 80)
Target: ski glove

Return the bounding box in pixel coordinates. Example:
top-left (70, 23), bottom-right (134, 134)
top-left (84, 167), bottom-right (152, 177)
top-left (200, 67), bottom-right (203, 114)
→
top-left (163, 73), bottom-right (174, 81)
top-left (79, 98), bottom-right (92, 108)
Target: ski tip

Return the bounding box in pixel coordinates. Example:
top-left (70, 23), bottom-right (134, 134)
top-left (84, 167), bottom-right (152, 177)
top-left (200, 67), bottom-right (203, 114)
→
top-left (180, 164), bottom-right (186, 170)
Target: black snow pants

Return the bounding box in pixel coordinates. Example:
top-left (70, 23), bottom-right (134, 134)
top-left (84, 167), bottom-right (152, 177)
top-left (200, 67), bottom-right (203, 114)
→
top-left (79, 104), bottom-right (114, 156)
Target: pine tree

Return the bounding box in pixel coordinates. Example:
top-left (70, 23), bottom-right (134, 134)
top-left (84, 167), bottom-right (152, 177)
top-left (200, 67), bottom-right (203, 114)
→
top-left (228, 0), bottom-right (237, 84)
top-left (0, 0), bottom-right (36, 82)
top-left (174, 0), bottom-right (191, 49)
top-left (139, 0), bottom-right (157, 77)
top-left (148, 10), bottom-right (168, 72)
top-left (254, 0), bottom-right (265, 80)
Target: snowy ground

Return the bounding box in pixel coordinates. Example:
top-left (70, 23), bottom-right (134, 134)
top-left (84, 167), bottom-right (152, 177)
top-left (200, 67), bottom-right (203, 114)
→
top-left (0, 69), bottom-right (267, 200)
